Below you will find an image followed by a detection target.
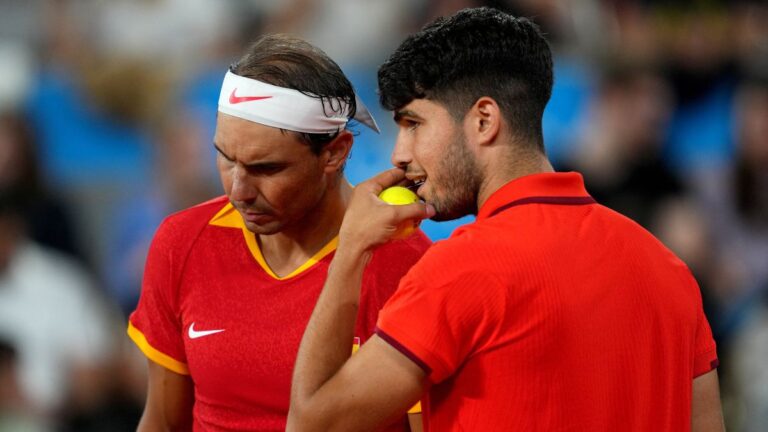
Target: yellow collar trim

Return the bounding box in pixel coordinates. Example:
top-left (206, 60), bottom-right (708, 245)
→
top-left (209, 202), bottom-right (338, 280)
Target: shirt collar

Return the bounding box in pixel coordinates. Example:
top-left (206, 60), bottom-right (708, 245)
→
top-left (477, 172), bottom-right (592, 221)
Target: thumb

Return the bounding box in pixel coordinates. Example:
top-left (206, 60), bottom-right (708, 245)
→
top-left (393, 201), bottom-right (436, 223)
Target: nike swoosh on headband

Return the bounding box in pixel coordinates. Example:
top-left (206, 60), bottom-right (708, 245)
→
top-left (229, 88), bottom-right (273, 104)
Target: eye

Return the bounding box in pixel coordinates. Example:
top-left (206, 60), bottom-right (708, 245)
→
top-left (246, 163), bottom-right (285, 176)
top-left (404, 119), bottom-right (420, 131)
top-left (394, 113), bottom-right (422, 132)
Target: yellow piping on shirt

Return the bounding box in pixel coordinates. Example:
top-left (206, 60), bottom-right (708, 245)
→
top-left (127, 322), bottom-right (190, 375)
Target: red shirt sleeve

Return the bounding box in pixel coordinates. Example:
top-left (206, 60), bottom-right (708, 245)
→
top-left (376, 242), bottom-right (504, 384)
top-left (678, 266), bottom-right (718, 378)
top-left (692, 296), bottom-right (718, 378)
top-left (128, 218), bottom-right (189, 374)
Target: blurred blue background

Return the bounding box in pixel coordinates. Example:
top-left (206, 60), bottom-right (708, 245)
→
top-left (0, 0), bottom-right (766, 430)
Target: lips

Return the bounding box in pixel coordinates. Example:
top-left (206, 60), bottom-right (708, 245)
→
top-left (243, 211), bottom-right (268, 220)
top-left (236, 207), bottom-right (275, 225)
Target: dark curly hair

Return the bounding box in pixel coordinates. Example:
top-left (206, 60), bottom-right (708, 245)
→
top-left (378, 7), bottom-right (553, 150)
top-left (232, 34), bottom-right (356, 154)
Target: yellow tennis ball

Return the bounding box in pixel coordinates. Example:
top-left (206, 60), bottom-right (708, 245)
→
top-left (378, 186), bottom-right (420, 239)
top-left (379, 186), bottom-right (418, 205)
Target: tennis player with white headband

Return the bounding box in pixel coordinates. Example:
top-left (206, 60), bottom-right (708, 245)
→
top-left (128, 34), bottom-right (429, 431)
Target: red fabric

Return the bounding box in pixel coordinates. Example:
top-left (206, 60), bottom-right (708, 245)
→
top-left (377, 172), bottom-right (718, 431)
top-left (130, 196), bottom-right (430, 431)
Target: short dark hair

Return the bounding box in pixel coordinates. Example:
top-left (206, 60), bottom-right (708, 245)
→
top-left (378, 7), bottom-right (553, 150)
top-left (232, 34), bottom-right (356, 154)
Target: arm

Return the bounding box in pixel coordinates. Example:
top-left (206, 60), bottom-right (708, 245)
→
top-left (290, 331), bottom-right (426, 431)
top-left (691, 369), bottom-right (725, 432)
top-left (408, 413), bottom-right (423, 432)
top-left (288, 169), bottom-right (434, 431)
top-left (137, 360), bottom-right (194, 432)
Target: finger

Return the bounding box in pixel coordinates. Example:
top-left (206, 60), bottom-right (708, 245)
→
top-left (363, 168), bottom-right (407, 195)
top-left (390, 201), bottom-right (436, 223)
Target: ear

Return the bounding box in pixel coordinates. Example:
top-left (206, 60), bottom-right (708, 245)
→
top-left (464, 97), bottom-right (501, 147)
top-left (321, 130), bottom-right (353, 173)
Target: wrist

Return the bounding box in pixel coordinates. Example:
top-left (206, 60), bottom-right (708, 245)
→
top-left (325, 243), bottom-right (372, 305)
top-left (333, 241), bottom-right (373, 269)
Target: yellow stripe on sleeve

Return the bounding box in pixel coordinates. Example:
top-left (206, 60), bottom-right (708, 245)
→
top-left (408, 401), bottom-right (422, 414)
top-left (127, 322), bottom-right (190, 375)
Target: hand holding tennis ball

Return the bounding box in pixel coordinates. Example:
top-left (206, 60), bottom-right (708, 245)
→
top-left (337, 169), bottom-right (433, 251)
top-left (378, 186), bottom-right (420, 239)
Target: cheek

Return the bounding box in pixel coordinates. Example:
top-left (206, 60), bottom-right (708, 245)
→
top-left (271, 171), bottom-right (326, 212)
top-left (216, 160), bottom-right (233, 193)
top-left (257, 172), bottom-right (313, 207)
top-left (414, 138), bottom-right (444, 171)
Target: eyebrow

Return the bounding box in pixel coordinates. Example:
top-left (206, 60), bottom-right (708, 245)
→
top-left (213, 143), bottom-right (231, 160)
top-left (393, 109), bottom-right (423, 122)
top-left (213, 142), bottom-right (286, 169)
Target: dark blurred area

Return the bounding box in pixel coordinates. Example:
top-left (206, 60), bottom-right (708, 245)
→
top-left (0, 0), bottom-right (766, 430)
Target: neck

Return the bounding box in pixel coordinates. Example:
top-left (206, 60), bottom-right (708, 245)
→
top-left (476, 146), bottom-right (554, 209)
top-left (257, 177), bottom-right (353, 276)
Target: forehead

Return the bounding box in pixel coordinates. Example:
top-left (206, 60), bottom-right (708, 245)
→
top-left (213, 113), bottom-right (307, 158)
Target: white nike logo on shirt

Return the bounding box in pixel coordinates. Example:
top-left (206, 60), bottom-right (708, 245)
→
top-left (188, 322), bottom-right (225, 339)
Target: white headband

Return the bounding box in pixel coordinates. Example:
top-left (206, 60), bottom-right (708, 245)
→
top-left (218, 70), bottom-right (379, 134)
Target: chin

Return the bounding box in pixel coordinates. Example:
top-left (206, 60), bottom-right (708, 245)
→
top-left (431, 201), bottom-right (477, 222)
top-left (244, 220), bottom-right (283, 235)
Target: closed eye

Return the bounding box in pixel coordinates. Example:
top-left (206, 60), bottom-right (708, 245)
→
top-left (245, 163), bottom-right (286, 175)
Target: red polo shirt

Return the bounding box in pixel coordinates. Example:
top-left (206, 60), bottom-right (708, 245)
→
top-left (377, 172), bottom-right (717, 431)
top-left (128, 197), bottom-right (430, 431)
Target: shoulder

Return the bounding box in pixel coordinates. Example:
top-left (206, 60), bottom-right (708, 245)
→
top-left (146, 196), bottom-right (231, 272)
top-left (561, 203), bottom-right (701, 292)
top-left (359, 230), bottom-right (431, 291)
top-left (140, 197), bottom-right (231, 313)
top-left (160, 196), bottom-right (230, 230)
top-left (401, 223), bottom-right (513, 291)
top-left (368, 230), bottom-right (431, 272)
top-left (418, 223), bottom-right (485, 265)
top-left (152, 196), bottom-right (230, 247)
top-left (374, 229), bottom-right (431, 259)
top-left (406, 206), bottom-right (585, 280)
top-left (594, 204), bottom-right (692, 267)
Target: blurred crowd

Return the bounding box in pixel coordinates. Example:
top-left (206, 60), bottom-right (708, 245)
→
top-left (0, 0), bottom-right (766, 430)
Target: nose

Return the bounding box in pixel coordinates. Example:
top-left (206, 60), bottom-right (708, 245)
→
top-left (390, 131), bottom-right (412, 170)
top-left (228, 165), bottom-right (258, 203)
